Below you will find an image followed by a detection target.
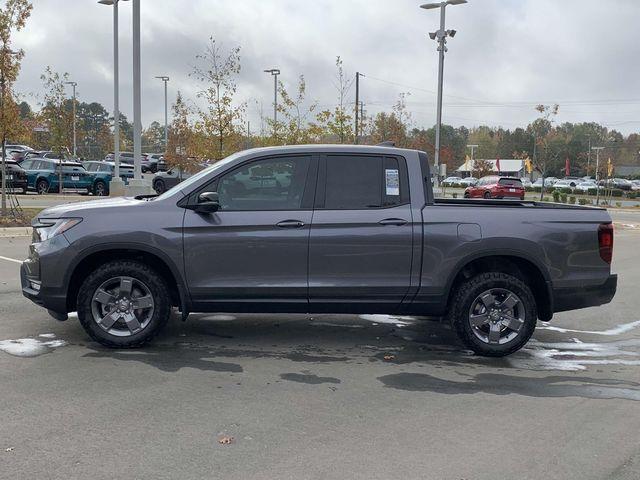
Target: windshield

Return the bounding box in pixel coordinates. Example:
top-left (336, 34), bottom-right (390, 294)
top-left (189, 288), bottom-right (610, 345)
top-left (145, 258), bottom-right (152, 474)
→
top-left (498, 178), bottom-right (523, 187)
top-left (154, 151), bottom-right (247, 200)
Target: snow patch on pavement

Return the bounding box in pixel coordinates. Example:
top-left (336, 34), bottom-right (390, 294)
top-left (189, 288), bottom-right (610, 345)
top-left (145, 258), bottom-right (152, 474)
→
top-left (0, 336), bottom-right (67, 357)
top-left (359, 314), bottom-right (416, 327)
top-left (537, 320), bottom-right (640, 336)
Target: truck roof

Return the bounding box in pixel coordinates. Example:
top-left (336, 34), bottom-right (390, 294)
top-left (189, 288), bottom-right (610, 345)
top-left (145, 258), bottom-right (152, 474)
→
top-left (239, 144), bottom-right (421, 157)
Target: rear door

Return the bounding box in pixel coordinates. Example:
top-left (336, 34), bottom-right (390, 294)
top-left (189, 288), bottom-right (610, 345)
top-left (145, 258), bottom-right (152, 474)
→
top-left (183, 154), bottom-right (317, 311)
top-left (308, 153), bottom-right (414, 311)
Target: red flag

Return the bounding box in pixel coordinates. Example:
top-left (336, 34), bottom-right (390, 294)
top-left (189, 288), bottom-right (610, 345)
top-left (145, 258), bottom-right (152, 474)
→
top-left (495, 157), bottom-right (501, 173)
top-left (565, 157), bottom-right (570, 176)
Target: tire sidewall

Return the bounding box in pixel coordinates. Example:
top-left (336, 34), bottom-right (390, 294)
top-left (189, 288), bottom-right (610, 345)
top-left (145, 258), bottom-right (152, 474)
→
top-left (450, 272), bottom-right (537, 356)
top-left (77, 261), bottom-right (171, 347)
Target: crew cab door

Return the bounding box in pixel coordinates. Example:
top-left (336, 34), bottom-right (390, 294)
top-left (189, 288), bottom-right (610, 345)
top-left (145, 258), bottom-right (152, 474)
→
top-left (182, 154), bottom-right (317, 311)
top-left (308, 154), bottom-right (414, 311)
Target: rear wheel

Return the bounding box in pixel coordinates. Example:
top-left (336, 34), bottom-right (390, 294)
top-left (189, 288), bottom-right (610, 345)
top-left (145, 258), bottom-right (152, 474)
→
top-left (93, 180), bottom-right (107, 196)
top-left (483, 191), bottom-right (491, 199)
top-left (77, 260), bottom-right (171, 348)
top-left (153, 179), bottom-right (166, 194)
top-left (448, 272), bottom-right (537, 357)
top-left (36, 178), bottom-right (49, 195)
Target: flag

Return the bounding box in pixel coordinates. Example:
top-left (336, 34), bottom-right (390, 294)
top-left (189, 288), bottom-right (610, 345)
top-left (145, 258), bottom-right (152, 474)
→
top-left (565, 157), bottom-right (570, 176)
top-left (607, 158), bottom-right (613, 176)
top-left (495, 157), bottom-right (501, 173)
top-left (525, 157), bottom-right (533, 174)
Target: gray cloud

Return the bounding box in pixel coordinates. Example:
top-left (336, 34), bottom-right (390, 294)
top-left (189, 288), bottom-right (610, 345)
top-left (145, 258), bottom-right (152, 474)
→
top-left (12, 0), bottom-right (640, 134)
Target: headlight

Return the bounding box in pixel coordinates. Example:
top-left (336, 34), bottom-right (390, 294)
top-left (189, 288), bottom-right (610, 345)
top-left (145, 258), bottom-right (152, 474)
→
top-left (32, 218), bottom-right (82, 243)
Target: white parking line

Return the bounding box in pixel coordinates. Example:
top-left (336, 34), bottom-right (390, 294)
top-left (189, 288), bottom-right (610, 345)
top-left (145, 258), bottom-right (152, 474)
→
top-left (0, 255), bottom-right (22, 264)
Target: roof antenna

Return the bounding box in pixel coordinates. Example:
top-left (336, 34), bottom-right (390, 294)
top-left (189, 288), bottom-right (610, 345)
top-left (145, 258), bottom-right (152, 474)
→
top-left (376, 141), bottom-right (395, 147)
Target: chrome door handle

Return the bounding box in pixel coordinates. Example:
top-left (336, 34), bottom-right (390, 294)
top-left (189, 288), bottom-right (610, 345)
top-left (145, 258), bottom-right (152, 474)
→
top-left (276, 220), bottom-right (305, 228)
top-left (378, 218), bottom-right (408, 226)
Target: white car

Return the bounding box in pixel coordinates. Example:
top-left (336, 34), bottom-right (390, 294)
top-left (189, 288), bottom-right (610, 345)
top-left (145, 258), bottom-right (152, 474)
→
top-left (630, 180), bottom-right (640, 191)
top-left (575, 181), bottom-right (597, 193)
top-left (443, 176), bottom-right (463, 186)
top-left (553, 179), bottom-right (575, 190)
top-left (459, 177), bottom-right (477, 187)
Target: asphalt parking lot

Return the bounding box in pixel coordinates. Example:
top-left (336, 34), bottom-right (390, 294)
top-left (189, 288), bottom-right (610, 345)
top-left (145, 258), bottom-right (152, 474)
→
top-left (1, 215), bottom-right (639, 480)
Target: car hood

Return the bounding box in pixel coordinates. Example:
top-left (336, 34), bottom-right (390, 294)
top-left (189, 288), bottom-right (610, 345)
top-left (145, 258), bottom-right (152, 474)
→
top-left (36, 196), bottom-right (147, 220)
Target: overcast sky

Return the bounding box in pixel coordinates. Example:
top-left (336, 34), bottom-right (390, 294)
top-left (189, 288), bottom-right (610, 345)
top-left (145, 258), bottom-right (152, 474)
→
top-left (12, 0), bottom-right (640, 134)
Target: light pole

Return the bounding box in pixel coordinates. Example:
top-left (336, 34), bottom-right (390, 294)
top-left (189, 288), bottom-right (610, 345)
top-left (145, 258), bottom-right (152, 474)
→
top-left (98, 0), bottom-right (128, 193)
top-left (592, 146), bottom-right (604, 205)
top-left (264, 68), bottom-right (280, 137)
top-left (131, 0), bottom-right (142, 183)
top-left (64, 81), bottom-right (77, 157)
top-left (354, 72), bottom-right (365, 144)
top-left (155, 76), bottom-right (169, 150)
top-left (466, 144), bottom-right (478, 177)
top-left (421, 0), bottom-right (467, 190)
top-left (1, 47), bottom-right (19, 217)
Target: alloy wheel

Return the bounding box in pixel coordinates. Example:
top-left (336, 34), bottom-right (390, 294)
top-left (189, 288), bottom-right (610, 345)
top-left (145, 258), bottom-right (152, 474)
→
top-left (468, 288), bottom-right (525, 345)
top-left (90, 276), bottom-right (155, 337)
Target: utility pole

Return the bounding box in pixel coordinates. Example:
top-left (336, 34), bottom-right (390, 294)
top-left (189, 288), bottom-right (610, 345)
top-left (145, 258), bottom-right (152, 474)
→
top-left (64, 81), bottom-right (78, 157)
top-left (155, 76), bottom-right (169, 150)
top-left (354, 72), bottom-right (364, 144)
top-left (421, 0), bottom-right (467, 191)
top-left (592, 146), bottom-right (604, 205)
top-left (131, 0), bottom-right (142, 185)
top-left (466, 144), bottom-right (478, 159)
top-left (264, 68), bottom-right (280, 137)
top-left (587, 136), bottom-right (591, 175)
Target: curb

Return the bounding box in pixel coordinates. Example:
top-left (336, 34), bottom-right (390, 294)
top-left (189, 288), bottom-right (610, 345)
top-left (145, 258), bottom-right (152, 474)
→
top-left (0, 226), bottom-right (32, 237)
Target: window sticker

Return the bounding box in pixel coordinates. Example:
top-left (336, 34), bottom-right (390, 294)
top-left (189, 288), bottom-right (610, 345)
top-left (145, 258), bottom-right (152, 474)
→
top-left (385, 168), bottom-right (399, 196)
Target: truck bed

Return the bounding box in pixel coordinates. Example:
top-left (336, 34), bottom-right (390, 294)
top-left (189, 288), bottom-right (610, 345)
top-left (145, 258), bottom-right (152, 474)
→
top-left (433, 198), bottom-right (604, 210)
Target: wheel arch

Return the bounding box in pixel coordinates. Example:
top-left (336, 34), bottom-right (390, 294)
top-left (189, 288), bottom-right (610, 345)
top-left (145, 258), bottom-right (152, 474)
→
top-left (65, 244), bottom-right (189, 316)
top-left (445, 252), bottom-right (553, 321)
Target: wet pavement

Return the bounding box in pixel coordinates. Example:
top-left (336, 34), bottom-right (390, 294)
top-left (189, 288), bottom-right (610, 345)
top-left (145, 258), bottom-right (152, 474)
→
top-left (1, 227), bottom-right (639, 480)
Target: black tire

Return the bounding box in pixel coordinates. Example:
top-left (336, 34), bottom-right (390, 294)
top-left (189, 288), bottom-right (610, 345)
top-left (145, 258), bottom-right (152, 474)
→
top-left (448, 272), bottom-right (537, 357)
top-left (93, 180), bottom-right (107, 196)
top-left (483, 191), bottom-right (491, 199)
top-left (36, 178), bottom-right (49, 195)
top-left (464, 192), bottom-right (471, 198)
top-left (153, 179), bottom-right (166, 194)
top-left (77, 260), bottom-right (171, 348)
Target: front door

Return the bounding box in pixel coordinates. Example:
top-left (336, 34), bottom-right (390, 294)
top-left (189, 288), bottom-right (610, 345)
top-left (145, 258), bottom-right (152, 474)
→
top-left (183, 154), bottom-right (316, 312)
top-left (308, 154), bottom-right (414, 312)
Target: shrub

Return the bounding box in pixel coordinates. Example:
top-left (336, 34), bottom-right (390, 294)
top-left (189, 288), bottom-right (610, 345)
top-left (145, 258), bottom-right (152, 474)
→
top-left (611, 189), bottom-right (624, 197)
top-left (559, 187), bottom-right (572, 194)
top-left (578, 198), bottom-right (589, 205)
top-left (616, 202), bottom-right (622, 208)
top-left (452, 192), bottom-right (458, 199)
top-left (587, 187), bottom-right (598, 195)
top-left (560, 193), bottom-right (568, 203)
top-left (543, 196), bottom-right (550, 202)
top-left (533, 186), bottom-right (542, 193)
top-left (525, 186), bottom-right (533, 192)
top-left (569, 196), bottom-right (576, 204)
top-left (553, 190), bottom-right (561, 203)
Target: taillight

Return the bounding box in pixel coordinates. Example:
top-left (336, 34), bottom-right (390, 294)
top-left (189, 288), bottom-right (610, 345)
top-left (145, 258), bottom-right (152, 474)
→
top-left (598, 223), bottom-right (614, 264)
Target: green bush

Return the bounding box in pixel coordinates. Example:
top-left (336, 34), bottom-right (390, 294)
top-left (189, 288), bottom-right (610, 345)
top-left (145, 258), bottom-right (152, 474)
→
top-left (533, 186), bottom-right (542, 193)
top-left (543, 196), bottom-right (550, 202)
top-left (611, 189), bottom-right (624, 197)
top-left (553, 190), bottom-right (561, 203)
top-left (628, 192), bottom-right (638, 199)
top-left (578, 198), bottom-right (589, 205)
top-left (587, 187), bottom-right (598, 195)
top-left (569, 195), bottom-right (576, 204)
top-left (559, 187), bottom-right (573, 194)
top-left (616, 202), bottom-right (622, 208)
top-left (525, 186), bottom-right (533, 192)
top-left (452, 193), bottom-right (458, 199)
top-left (560, 193), bottom-right (568, 203)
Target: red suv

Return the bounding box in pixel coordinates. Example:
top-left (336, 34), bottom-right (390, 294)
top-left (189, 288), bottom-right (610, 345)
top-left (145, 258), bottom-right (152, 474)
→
top-left (464, 176), bottom-right (525, 200)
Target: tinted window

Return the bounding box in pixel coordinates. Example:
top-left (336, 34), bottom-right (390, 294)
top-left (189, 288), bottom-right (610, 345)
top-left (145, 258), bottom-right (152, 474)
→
top-left (21, 160), bottom-right (33, 169)
top-left (324, 155), bottom-right (382, 209)
top-left (99, 164), bottom-right (112, 173)
top-left (498, 178), bottom-right (523, 187)
top-left (217, 155), bottom-right (310, 211)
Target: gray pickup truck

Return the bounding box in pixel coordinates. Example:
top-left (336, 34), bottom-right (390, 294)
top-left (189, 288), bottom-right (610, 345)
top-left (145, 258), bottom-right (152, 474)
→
top-left (21, 145), bottom-right (617, 356)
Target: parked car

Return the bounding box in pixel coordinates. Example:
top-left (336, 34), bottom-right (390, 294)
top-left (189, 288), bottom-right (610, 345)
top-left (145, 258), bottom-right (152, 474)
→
top-left (459, 177), bottom-right (477, 187)
top-left (552, 179), bottom-right (575, 190)
top-left (105, 152), bottom-right (155, 173)
top-left (630, 180), bottom-right (640, 191)
top-left (83, 161), bottom-right (135, 196)
top-left (520, 178), bottom-right (532, 188)
top-left (464, 176), bottom-right (525, 200)
top-left (443, 176), bottom-right (463, 187)
top-left (533, 177), bottom-right (558, 187)
top-left (19, 158), bottom-right (93, 194)
top-left (0, 159), bottom-right (28, 193)
top-left (575, 181), bottom-right (598, 193)
top-left (152, 167), bottom-right (193, 194)
top-left (20, 145), bottom-right (617, 357)
top-left (145, 153), bottom-right (165, 173)
top-left (560, 177), bottom-right (580, 187)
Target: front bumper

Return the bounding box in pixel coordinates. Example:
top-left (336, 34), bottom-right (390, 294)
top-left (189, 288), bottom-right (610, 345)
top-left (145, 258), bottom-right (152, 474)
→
top-left (552, 274), bottom-right (617, 313)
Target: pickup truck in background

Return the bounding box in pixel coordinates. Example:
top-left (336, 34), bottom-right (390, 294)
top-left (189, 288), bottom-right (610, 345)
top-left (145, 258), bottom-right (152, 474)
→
top-left (21, 145), bottom-right (617, 357)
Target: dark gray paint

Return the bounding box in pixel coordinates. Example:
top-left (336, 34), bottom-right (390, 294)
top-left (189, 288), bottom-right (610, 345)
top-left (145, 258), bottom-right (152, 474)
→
top-left (21, 144), bottom-right (616, 322)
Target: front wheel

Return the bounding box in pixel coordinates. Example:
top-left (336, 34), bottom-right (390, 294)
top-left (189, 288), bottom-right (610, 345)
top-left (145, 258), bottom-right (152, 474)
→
top-left (448, 272), bottom-right (537, 357)
top-left (153, 179), bottom-right (166, 194)
top-left (463, 191), bottom-right (471, 198)
top-left (36, 178), bottom-right (49, 195)
top-left (483, 191), bottom-right (491, 199)
top-left (93, 180), bottom-right (107, 196)
top-left (77, 260), bottom-right (171, 348)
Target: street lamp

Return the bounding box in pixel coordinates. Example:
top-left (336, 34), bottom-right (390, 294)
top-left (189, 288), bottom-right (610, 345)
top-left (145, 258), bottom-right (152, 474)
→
top-left (64, 81), bottom-right (78, 157)
top-left (592, 146), bottom-right (604, 205)
top-left (420, 0), bottom-right (467, 191)
top-left (1, 47), bottom-right (19, 217)
top-left (155, 76), bottom-right (169, 150)
top-left (264, 68), bottom-right (280, 137)
top-left (98, 0), bottom-right (128, 192)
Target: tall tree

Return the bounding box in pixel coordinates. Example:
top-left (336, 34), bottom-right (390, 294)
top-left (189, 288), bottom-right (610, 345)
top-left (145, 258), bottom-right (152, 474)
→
top-left (40, 66), bottom-right (72, 157)
top-left (276, 75), bottom-right (318, 144)
top-left (191, 37), bottom-right (245, 160)
top-left (315, 56), bottom-right (354, 143)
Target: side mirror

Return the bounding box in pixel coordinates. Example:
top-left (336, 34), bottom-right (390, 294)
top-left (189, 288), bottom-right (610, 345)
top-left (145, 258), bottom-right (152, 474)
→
top-left (194, 191), bottom-right (220, 213)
